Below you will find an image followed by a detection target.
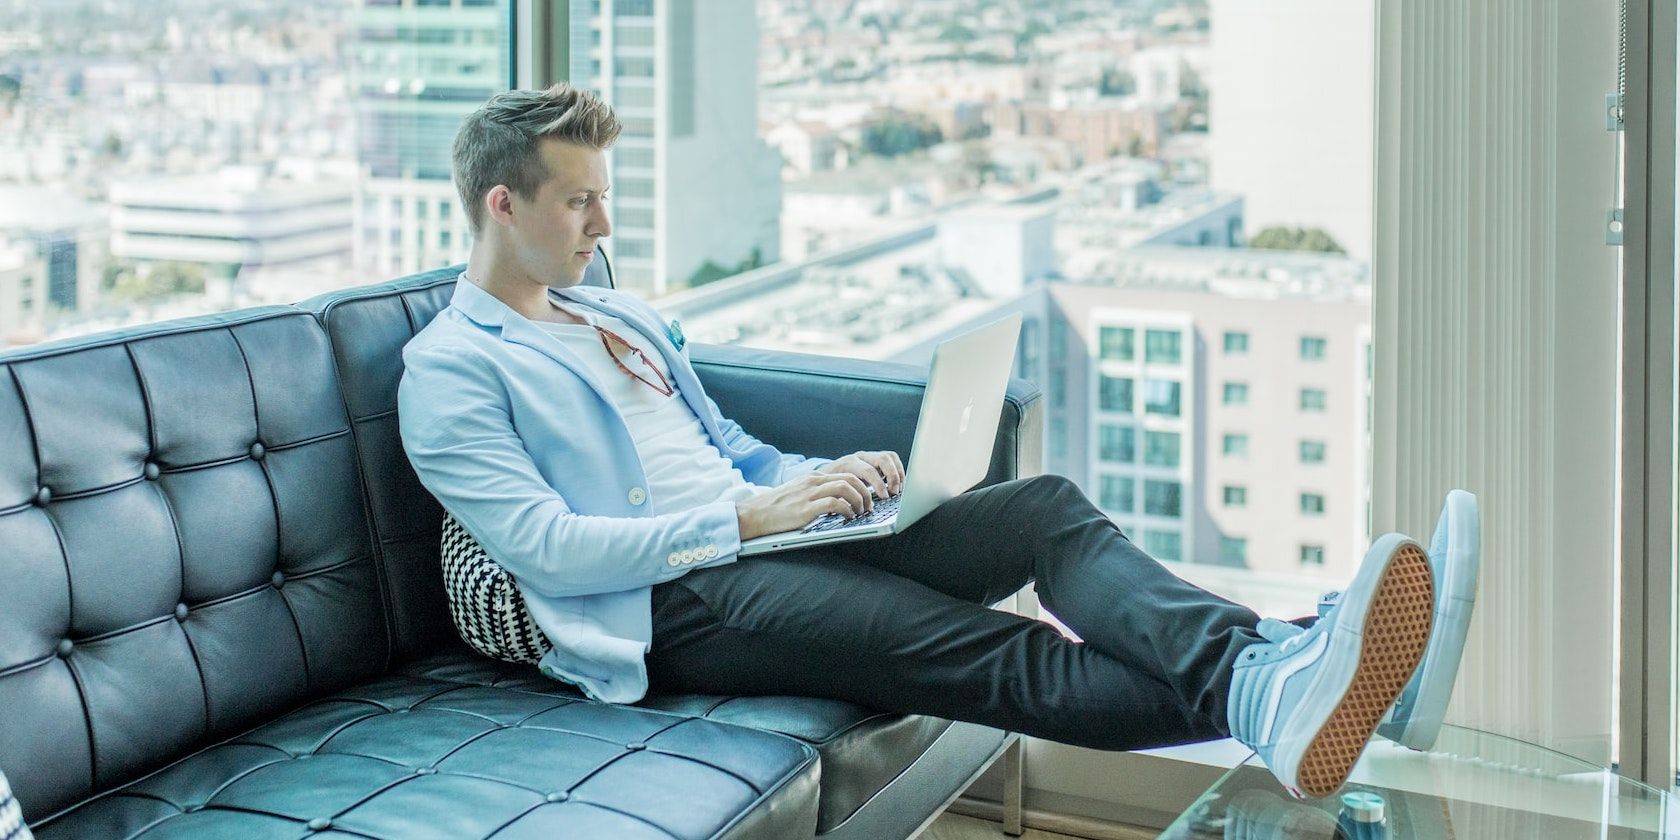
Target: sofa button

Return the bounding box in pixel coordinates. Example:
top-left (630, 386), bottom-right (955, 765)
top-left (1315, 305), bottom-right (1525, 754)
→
top-left (306, 817), bottom-right (331, 831)
top-left (415, 767), bottom-right (437, 776)
top-left (271, 571), bottom-right (285, 588)
top-left (34, 486), bottom-right (50, 506)
top-left (174, 603), bottom-right (189, 621)
top-left (56, 639), bottom-right (73, 658)
top-left (545, 791), bottom-right (569, 803)
top-left (249, 442), bottom-right (266, 461)
top-left (626, 742), bottom-right (647, 751)
top-left (627, 487), bottom-right (646, 505)
top-left (144, 462), bottom-right (160, 481)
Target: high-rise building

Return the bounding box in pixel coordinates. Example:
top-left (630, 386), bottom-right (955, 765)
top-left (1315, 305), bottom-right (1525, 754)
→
top-left (1047, 247), bottom-right (1372, 591)
top-left (1208, 0), bottom-right (1375, 261)
top-left (566, 0), bottom-right (781, 297)
top-left (353, 0), bottom-right (509, 277)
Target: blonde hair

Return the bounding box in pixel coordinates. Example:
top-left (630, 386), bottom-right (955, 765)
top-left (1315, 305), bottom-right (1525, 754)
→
top-left (451, 84), bottom-right (621, 235)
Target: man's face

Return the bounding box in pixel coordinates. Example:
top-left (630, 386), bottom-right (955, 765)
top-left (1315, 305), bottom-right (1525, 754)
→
top-left (508, 138), bottom-right (612, 286)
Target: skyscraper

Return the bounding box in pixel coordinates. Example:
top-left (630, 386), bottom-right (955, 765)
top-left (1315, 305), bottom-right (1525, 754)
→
top-left (566, 0), bottom-right (781, 297)
top-left (1209, 0), bottom-right (1375, 261)
top-left (353, 0), bottom-right (509, 277)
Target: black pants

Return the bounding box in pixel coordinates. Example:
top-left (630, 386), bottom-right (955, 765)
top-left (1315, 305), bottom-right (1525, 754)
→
top-left (647, 474), bottom-right (1271, 751)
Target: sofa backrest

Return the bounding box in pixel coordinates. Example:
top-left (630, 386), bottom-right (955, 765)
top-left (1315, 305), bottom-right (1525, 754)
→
top-left (295, 258), bottom-right (618, 660)
top-left (302, 268), bottom-right (461, 660)
top-left (0, 308), bottom-right (392, 821)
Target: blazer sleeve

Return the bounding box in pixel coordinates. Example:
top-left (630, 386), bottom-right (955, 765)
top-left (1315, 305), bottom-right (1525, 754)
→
top-left (398, 343), bottom-right (744, 599)
top-left (699, 392), bottom-right (833, 485)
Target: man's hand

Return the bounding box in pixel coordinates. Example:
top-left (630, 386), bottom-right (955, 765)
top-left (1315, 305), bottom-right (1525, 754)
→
top-left (815, 450), bottom-right (905, 500)
top-left (736, 472), bottom-right (875, 541)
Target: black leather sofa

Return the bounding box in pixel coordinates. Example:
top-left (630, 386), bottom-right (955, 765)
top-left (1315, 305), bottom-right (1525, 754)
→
top-left (0, 261), bottom-right (1042, 839)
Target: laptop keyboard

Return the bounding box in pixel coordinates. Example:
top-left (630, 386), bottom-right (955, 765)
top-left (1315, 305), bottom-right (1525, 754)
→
top-left (802, 494), bottom-right (902, 534)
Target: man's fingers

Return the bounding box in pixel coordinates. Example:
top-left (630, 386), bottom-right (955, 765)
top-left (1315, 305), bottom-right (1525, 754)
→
top-left (820, 473), bottom-right (870, 515)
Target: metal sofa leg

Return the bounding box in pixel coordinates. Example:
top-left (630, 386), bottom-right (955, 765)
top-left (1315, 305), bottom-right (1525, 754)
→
top-left (1002, 737), bottom-right (1024, 836)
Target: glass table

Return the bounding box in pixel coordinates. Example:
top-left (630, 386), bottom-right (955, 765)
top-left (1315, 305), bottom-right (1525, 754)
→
top-left (1160, 724), bottom-right (1680, 838)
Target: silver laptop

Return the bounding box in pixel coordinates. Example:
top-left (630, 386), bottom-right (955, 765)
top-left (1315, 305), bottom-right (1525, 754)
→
top-left (738, 313), bottom-right (1023, 556)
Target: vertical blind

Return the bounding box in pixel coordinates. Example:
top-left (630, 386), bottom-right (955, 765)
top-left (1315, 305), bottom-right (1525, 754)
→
top-left (1373, 0), bottom-right (1620, 763)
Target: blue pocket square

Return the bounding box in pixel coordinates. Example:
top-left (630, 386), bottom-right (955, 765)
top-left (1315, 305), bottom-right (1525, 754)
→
top-left (665, 319), bottom-right (686, 351)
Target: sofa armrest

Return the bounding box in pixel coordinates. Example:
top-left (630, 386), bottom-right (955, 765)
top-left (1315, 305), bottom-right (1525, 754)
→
top-left (689, 343), bottom-right (1043, 492)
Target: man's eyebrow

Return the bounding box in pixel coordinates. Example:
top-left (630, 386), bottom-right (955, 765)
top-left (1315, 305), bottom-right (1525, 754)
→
top-left (572, 186), bottom-right (612, 197)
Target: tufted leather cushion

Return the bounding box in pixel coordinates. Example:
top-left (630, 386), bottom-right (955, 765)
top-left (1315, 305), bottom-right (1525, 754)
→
top-left (29, 650), bottom-right (819, 840)
top-left (640, 695), bottom-right (951, 834)
top-left (0, 309), bottom-right (390, 823)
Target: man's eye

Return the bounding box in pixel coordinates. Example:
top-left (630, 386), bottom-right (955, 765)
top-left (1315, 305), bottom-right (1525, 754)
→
top-left (571, 199), bottom-right (587, 209)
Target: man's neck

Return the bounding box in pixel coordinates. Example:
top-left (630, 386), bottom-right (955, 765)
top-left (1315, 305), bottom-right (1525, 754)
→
top-left (464, 248), bottom-right (577, 323)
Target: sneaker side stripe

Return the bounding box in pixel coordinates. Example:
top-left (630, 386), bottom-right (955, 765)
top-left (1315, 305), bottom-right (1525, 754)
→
top-left (1260, 631), bottom-right (1328, 743)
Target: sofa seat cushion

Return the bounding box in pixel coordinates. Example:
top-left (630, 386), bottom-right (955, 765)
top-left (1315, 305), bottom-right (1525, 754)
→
top-left (401, 650), bottom-right (953, 835)
top-left (31, 661), bottom-right (819, 840)
top-left (639, 695), bottom-right (951, 834)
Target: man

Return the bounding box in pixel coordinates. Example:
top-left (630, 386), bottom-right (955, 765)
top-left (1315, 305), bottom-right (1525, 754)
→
top-left (398, 85), bottom-right (1480, 800)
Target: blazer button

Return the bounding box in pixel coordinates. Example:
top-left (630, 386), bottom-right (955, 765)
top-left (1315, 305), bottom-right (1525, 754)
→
top-left (628, 487), bottom-right (646, 506)
top-left (704, 546), bottom-right (718, 558)
top-left (667, 552), bottom-right (680, 567)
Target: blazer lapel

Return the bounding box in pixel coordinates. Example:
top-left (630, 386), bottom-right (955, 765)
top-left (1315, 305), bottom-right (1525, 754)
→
top-left (551, 287), bottom-right (733, 452)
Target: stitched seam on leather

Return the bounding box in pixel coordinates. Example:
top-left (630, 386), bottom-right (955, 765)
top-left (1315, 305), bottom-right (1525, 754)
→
top-left (303, 299), bottom-right (402, 671)
top-left (125, 338), bottom-right (213, 739)
top-left (706, 745), bottom-right (819, 840)
top-left (0, 308), bottom-right (304, 365)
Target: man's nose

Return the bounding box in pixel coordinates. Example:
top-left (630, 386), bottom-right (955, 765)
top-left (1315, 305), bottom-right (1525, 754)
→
top-left (588, 202), bottom-right (612, 238)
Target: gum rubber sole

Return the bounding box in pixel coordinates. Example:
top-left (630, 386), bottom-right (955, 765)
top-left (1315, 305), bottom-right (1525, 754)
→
top-left (1293, 543), bottom-right (1434, 798)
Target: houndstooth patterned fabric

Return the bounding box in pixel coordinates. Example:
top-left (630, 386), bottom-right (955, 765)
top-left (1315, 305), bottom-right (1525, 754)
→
top-left (440, 513), bottom-right (552, 664)
top-left (0, 768), bottom-right (30, 840)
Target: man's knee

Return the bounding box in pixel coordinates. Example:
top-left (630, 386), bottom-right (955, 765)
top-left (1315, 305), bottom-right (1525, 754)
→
top-left (1022, 473), bottom-right (1082, 504)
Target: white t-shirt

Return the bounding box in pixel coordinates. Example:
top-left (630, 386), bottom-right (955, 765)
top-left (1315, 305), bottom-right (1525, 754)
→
top-left (536, 302), bottom-right (766, 515)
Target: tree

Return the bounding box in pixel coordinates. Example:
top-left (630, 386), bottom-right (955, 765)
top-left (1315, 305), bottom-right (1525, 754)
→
top-left (687, 248), bottom-right (766, 289)
top-left (1100, 67), bottom-right (1136, 97)
top-left (1249, 226), bottom-right (1346, 255)
top-left (938, 23), bottom-right (977, 43)
top-left (861, 113), bottom-right (943, 158)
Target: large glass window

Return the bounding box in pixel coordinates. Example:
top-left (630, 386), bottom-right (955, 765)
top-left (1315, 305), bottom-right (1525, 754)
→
top-left (1300, 387), bottom-right (1328, 412)
top-left (1220, 536), bottom-right (1247, 566)
top-left (1223, 381), bottom-right (1249, 405)
top-left (0, 0), bottom-right (511, 344)
top-left (1099, 375), bottom-right (1135, 413)
top-left (1144, 479), bottom-right (1182, 518)
top-left (1144, 530), bottom-right (1183, 562)
top-left (1300, 336), bottom-right (1328, 361)
top-left (1144, 430), bottom-right (1181, 467)
top-left (1224, 331), bottom-right (1249, 354)
top-left (1223, 485), bottom-right (1248, 507)
top-left (1099, 425), bottom-right (1136, 463)
top-left (1299, 440), bottom-right (1326, 463)
top-left (1099, 326), bottom-right (1135, 361)
top-left (1300, 493), bottom-right (1326, 515)
top-left (1098, 474), bottom-right (1134, 513)
top-left (1145, 328), bottom-right (1183, 365)
top-left (1222, 433), bottom-right (1249, 458)
top-left (1143, 378), bottom-right (1181, 416)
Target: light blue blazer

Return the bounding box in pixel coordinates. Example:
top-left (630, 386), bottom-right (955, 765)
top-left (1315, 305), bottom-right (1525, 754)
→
top-left (397, 278), bottom-right (831, 703)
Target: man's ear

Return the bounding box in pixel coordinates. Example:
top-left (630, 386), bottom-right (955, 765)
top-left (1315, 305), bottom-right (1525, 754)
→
top-left (483, 185), bottom-right (515, 228)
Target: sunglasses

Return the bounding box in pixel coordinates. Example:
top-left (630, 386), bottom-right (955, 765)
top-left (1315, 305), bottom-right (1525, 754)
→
top-left (592, 323), bottom-right (673, 397)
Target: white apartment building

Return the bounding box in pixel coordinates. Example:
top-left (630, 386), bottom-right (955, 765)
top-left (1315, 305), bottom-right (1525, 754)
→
top-left (0, 242), bottom-right (47, 347)
top-left (1049, 247), bottom-right (1372, 585)
top-left (1208, 0), bottom-right (1375, 261)
top-left (109, 168), bottom-right (352, 269)
top-left (566, 0), bottom-right (781, 296)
